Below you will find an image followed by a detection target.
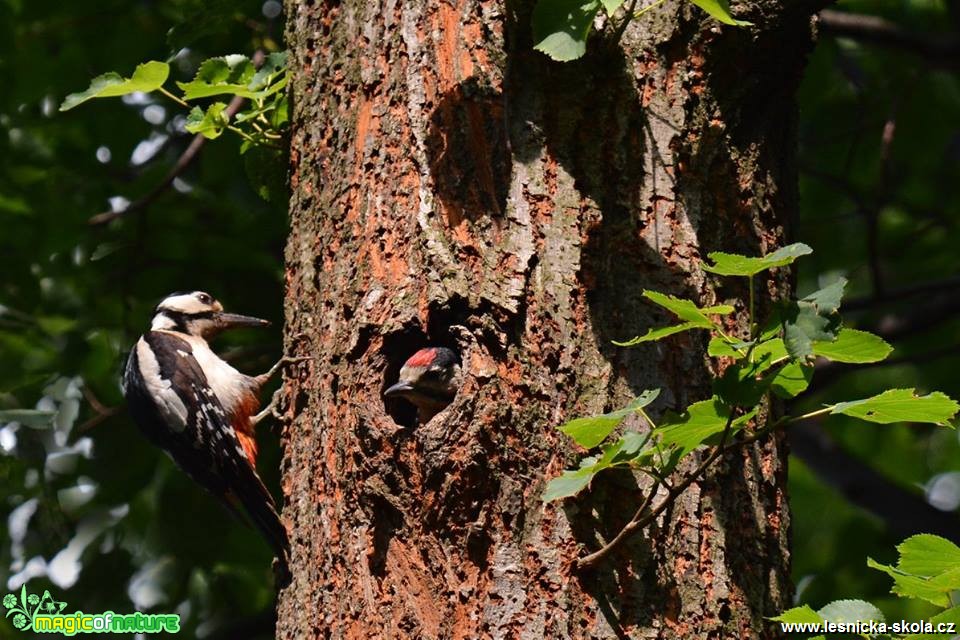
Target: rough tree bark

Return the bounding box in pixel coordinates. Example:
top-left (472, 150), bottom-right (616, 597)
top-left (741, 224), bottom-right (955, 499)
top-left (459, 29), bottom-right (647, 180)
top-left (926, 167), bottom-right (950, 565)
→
top-left (278, 0), bottom-right (817, 637)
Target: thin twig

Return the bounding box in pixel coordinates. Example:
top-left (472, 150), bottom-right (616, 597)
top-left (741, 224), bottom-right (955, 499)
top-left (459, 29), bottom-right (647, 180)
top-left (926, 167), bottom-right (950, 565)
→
top-left (89, 94), bottom-right (247, 226)
top-left (818, 10), bottom-right (960, 70)
top-left (577, 411), bottom-right (737, 570)
top-left (77, 386), bottom-right (123, 433)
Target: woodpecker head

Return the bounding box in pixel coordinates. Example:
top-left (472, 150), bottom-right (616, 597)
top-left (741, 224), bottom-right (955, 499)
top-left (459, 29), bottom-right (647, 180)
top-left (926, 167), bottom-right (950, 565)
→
top-left (150, 291), bottom-right (270, 339)
top-left (384, 347), bottom-right (461, 423)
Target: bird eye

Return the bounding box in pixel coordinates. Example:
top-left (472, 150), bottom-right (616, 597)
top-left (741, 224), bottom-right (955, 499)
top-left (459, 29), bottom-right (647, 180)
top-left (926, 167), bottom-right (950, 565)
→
top-left (197, 293), bottom-right (212, 305)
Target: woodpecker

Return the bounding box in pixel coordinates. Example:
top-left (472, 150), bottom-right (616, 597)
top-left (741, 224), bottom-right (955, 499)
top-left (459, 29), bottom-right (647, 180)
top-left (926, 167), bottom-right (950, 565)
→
top-left (122, 291), bottom-right (300, 572)
top-left (384, 347), bottom-right (461, 423)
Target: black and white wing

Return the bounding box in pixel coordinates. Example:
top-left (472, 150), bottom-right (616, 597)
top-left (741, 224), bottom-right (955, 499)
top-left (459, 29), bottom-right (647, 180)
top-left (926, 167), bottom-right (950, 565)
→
top-left (123, 330), bottom-right (288, 560)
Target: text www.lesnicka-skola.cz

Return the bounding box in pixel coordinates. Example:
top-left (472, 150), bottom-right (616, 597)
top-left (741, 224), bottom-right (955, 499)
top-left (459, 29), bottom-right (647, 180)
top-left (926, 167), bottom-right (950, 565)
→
top-left (780, 620), bottom-right (956, 635)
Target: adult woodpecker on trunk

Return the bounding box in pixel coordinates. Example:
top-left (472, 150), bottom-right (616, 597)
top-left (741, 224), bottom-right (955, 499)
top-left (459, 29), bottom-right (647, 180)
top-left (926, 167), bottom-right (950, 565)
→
top-left (121, 291), bottom-right (302, 574)
top-left (384, 347), bottom-right (461, 423)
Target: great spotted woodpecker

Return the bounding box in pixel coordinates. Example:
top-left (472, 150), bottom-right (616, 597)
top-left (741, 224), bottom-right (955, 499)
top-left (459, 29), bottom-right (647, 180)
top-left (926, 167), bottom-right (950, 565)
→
top-left (384, 347), bottom-right (461, 422)
top-left (122, 291), bottom-right (300, 570)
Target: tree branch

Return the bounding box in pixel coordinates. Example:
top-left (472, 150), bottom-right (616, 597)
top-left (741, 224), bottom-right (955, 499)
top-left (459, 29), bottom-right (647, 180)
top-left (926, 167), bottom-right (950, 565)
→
top-left (818, 9), bottom-right (960, 69)
top-left (790, 421), bottom-right (960, 543)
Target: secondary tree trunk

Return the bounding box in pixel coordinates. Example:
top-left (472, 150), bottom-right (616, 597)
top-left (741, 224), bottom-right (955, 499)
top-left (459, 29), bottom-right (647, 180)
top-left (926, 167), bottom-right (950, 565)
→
top-left (278, 0), bottom-right (815, 637)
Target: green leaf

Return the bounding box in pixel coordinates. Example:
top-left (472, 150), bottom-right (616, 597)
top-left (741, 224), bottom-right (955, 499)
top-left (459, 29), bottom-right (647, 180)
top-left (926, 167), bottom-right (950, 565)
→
top-left (782, 279), bottom-right (846, 360)
top-left (532, 0), bottom-right (601, 62)
top-left (177, 55), bottom-right (281, 100)
top-left (60, 61), bottom-right (170, 111)
top-left (832, 389), bottom-right (959, 426)
top-left (613, 322), bottom-right (702, 346)
top-left (702, 242), bottom-right (811, 276)
top-left (769, 361), bottom-right (813, 399)
top-left (897, 534), bottom-right (960, 576)
top-left (185, 102), bottom-right (230, 139)
top-left (269, 94), bottom-right (289, 130)
top-left (656, 397), bottom-right (751, 458)
top-left (688, 0), bottom-right (752, 25)
top-left (909, 606), bottom-right (960, 639)
top-left (0, 409), bottom-right (56, 428)
top-left (768, 604), bottom-right (822, 624)
top-left (559, 389), bottom-right (659, 448)
top-left (249, 51), bottom-right (288, 90)
top-left (812, 328), bottom-right (892, 363)
top-left (707, 336), bottom-right (743, 358)
top-left (543, 468), bottom-right (595, 501)
top-left (616, 291), bottom-right (732, 345)
top-left (817, 599), bottom-right (885, 625)
top-left (803, 278), bottom-right (846, 314)
top-left (600, 0), bottom-right (625, 14)
top-left (643, 290), bottom-right (733, 325)
top-left (867, 558), bottom-right (960, 607)
top-left (714, 359), bottom-right (772, 407)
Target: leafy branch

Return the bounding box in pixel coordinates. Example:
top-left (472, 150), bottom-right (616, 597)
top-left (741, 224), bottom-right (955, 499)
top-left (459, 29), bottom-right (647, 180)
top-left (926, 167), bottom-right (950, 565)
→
top-left (544, 243), bottom-right (959, 568)
top-left (774, 534), bottom-right (960, 637)
top-left (532, 0), bottom-right (751, 62)
top-left (59, 51), bottom-right (290, 214)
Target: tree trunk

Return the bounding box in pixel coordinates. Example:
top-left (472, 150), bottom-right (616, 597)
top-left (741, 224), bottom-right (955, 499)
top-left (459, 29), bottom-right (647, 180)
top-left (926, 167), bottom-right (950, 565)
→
top-left (278, 0), bottom-right (814, 637)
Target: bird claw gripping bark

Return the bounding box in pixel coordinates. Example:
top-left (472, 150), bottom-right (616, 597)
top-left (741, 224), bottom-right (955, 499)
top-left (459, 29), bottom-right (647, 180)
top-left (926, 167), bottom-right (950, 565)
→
top-left (251, 355), bottom-right (312, 426)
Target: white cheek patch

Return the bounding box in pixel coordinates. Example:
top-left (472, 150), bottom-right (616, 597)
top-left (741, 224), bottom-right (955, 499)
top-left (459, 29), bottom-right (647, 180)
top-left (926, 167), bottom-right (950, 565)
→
top-left (136, 339), bottom-right (189, 432)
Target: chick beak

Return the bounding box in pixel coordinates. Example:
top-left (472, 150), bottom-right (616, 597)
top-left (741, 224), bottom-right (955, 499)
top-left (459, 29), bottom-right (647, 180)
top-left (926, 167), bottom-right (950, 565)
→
top-left (384, 381), bottom-right (415, 397)
top-left (215, 312), bottom-right (271, 331)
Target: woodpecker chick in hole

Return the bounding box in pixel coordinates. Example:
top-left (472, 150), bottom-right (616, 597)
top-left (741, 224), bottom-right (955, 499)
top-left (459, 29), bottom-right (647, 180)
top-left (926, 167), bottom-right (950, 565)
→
top-left (385, 347), bottom-right (461, 423)
top-left (122, 291), bottom-right (304, 577)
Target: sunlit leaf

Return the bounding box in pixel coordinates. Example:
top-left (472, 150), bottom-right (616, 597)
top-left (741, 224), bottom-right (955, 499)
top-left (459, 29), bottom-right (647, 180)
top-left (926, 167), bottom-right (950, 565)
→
top-left (185, 102), bottom-right (230, 139)
top-left (769, 361), bottom-right (813, 399)
top-left (532, 0), bottom-right (601, 62)
top-left (812, 328), bottom-right (892, 363)
top-left (60, 61), bottom-right (170, 111)
top-left (703, 242), bottom-right (810, 276)
top-left (768, 604), bottom-right (822, 624)
top-left (832, 389), bottom-right (959, 426)
top-left (543, 467), bottom-right (595, 501)
top-left (689, 0), bottom-right (752, 25)
top-left (613, 322), bottom-right (702, 346)
top-left (655, 397), bottom-right (752, 458)
top-left (817, 599), bottom-right (885, 625)
top-left (559, 389), bottom-right (659, 448)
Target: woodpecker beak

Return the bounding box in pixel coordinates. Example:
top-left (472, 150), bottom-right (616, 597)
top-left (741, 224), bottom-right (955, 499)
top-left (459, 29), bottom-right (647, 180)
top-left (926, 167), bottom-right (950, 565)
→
top-left (215, 312), bottom-right (271, 330)
top-left (384, 381), bottom-right (415, 397)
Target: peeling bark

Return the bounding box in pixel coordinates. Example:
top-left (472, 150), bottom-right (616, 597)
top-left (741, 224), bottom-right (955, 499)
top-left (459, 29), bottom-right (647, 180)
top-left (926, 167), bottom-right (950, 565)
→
top-left (278, 0), bottom-right (814, 637)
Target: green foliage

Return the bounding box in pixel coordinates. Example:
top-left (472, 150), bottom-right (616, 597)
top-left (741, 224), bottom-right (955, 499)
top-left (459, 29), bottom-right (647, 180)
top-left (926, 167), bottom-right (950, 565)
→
top-left (832, 389), bottom-right (959, 426)
top-left (811, 328), bottom-right (892, 363)
top-left (703, 242), bottom-right (812, 276)
top-left (781, 279), bottom-right (846, 360)
top-left (0, 2), bottom-right (287, 638)
top-left (59, 51), bottom-right (289, 200)
top-left (613, 291), bottom-right (732, 345)
top-left (559, 389), bottom-right (659, 448)
top-left (778, 535), bottom-right (960, 637)
top-left (59, 62), bottom-right (170, 111)
top-left (688, 0), bottom-right (752, 25)
top-left (543, 245), bottom-right (958, 555)
top-left (532, 0), bottom-right (751, 61)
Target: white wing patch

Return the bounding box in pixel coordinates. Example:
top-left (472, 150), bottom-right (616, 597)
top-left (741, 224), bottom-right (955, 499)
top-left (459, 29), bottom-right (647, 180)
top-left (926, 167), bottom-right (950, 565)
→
top-left (136, 338), bottom-right (189, 432)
